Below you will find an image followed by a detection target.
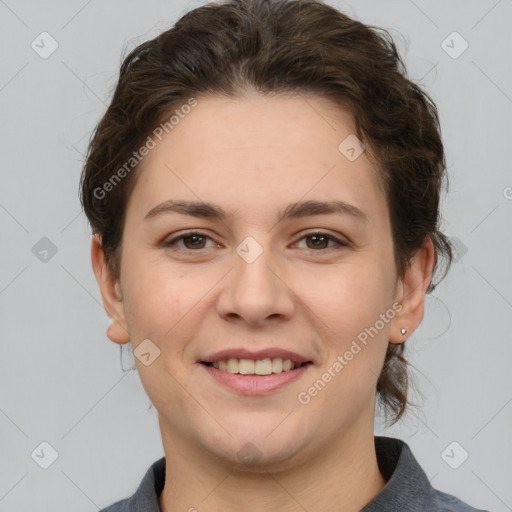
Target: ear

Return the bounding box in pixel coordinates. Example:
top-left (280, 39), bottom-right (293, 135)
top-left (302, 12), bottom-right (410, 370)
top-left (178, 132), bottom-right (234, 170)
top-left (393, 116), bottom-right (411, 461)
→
top-left (389, 236), bottom-right (436, 344)
top-left (91, 233), bottom-right (130, 344)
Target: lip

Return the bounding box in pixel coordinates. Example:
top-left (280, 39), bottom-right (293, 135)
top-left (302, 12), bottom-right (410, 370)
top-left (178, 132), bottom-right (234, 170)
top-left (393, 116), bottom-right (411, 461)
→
top-left (200, 348), bottom-right (311, 365)
top-left (200, 362), bottom-right (312, 396)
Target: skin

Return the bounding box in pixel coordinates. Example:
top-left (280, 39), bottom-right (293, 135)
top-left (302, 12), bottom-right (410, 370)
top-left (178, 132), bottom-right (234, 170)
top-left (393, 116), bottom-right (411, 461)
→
top-left (91, 92), bottom-right (435, 511)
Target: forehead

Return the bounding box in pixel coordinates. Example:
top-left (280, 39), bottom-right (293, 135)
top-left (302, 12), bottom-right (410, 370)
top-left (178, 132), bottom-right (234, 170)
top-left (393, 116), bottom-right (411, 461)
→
top-left (127, 94), bottom-right (386, 225)
top-left (158, 93), bottom-right (358, 165)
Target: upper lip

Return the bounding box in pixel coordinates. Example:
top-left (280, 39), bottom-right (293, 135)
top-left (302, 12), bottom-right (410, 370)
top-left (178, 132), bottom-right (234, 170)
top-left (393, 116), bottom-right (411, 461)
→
top-left (200, 348), bottom-right (312, 365)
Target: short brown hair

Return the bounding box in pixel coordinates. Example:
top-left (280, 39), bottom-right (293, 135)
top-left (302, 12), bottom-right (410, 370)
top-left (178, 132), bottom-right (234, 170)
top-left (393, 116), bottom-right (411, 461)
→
top-left (80, 0), bottom-right (453, 425)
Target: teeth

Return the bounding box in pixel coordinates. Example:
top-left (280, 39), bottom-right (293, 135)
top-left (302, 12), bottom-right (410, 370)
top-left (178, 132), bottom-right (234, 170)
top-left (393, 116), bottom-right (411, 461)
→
top-left (272, 358), bottom-right (283, 373)
top-left (227, 358), bottom-right (239, 373)
top-left (239, 359), bottom-right (255, 374)
top-left (210, 357), bottom-right (302, 375)
top-left (255, 358), bottom-right (272, 375)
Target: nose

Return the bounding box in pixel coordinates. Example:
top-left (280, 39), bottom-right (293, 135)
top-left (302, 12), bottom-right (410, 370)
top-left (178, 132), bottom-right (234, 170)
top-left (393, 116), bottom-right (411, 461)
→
top-left (216, 239), bottom-right (296, 327)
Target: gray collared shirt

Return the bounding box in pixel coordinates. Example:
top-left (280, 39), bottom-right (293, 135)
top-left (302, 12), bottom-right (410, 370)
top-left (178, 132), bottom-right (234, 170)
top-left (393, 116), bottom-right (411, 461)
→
top-left (99, 436), bottom-right (491, 511)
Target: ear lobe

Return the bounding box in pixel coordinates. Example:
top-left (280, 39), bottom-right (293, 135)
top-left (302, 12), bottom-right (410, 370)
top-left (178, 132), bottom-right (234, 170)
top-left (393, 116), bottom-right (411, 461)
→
top-left (389, 237), bottom-right (436, 344)
top-left (106, 320), bottom-right (130, 344)
top-left (91, 233), bottom-right (130, 345)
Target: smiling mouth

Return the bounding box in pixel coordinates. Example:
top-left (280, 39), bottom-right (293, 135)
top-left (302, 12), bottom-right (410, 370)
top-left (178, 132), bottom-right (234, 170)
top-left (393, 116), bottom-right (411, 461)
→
top-left (200, 358), bottom-right (312, 376)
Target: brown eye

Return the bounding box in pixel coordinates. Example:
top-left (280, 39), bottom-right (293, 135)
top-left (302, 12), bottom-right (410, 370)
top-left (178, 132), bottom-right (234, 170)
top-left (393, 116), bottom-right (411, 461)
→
top-left (164, 231), bottom-right (214, 250)
top-left (163, 230), bottom-right (349, 253)
top-left (297, 231), bottom-right (349, 251)
top-left (305, 233), bottom-right (330, 249)
top-left (182, 234), bottom-right (207, 249)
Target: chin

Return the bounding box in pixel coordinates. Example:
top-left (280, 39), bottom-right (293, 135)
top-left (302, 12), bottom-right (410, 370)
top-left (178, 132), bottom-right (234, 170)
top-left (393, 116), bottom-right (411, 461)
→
top-left (204, 427), bottom-right (313, 474)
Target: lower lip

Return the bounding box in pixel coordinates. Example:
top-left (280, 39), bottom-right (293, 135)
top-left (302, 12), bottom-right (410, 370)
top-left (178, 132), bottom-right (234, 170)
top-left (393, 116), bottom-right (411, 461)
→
top-left (200, 363), bottom-right (312, 395)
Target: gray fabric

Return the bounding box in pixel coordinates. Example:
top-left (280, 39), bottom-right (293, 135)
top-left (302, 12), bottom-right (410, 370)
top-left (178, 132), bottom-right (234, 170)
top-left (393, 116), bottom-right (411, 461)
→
top-left (99, 436), bottom-right (491, 511)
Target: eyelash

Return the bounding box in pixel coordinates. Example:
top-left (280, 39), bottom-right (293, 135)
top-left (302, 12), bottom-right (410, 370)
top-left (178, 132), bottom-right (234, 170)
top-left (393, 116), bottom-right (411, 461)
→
top-left (163, 230), bottom-right (350, 252)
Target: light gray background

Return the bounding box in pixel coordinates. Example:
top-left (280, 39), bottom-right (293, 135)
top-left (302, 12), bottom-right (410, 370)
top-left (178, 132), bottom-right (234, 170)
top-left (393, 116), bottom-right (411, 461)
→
top-left (0, 0), bottom-right (511, 510)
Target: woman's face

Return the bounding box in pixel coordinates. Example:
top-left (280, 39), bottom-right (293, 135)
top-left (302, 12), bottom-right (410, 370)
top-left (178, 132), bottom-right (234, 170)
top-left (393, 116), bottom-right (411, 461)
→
top-left (94, 93), bottom-right (423, 470)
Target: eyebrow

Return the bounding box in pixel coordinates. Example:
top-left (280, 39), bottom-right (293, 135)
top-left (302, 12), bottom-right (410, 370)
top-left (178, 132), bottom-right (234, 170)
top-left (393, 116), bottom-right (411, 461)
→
top-left (144, 199), bottom-right (368, 224)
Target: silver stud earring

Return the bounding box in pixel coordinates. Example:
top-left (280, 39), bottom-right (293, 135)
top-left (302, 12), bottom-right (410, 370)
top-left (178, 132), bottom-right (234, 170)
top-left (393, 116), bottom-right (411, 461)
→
top-left (400, 328), bottom-right (407, 335)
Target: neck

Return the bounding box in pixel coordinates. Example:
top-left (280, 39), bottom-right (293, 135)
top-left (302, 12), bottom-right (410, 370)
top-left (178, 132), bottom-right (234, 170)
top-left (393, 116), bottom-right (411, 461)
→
top-left (158, 423), bottom-right (387, 512)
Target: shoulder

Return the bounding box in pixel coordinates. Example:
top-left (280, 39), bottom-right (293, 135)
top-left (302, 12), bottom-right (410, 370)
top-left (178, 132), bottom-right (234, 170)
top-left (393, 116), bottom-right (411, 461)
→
top-left (98, 498), bottom-right (129, 512)
top-left (97, 456), bottom-right (166, 512)
top-left (365, 437), bottom-right (493, 512)
top-left (433, 488), bottom-right (493, 512)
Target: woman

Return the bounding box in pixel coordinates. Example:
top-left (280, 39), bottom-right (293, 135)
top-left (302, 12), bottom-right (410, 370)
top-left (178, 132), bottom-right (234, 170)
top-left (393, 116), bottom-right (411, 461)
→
top-left (81, 0), bottom-right (490, 510)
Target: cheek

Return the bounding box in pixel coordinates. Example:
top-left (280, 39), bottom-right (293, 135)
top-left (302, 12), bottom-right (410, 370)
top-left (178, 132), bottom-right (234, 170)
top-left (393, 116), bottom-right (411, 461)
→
top-left (296, 259), bottom-right (392, 401)
top-left (299, 260), bottom-right (391, 337)
top-left (121, 254), bottom-right (195, 340)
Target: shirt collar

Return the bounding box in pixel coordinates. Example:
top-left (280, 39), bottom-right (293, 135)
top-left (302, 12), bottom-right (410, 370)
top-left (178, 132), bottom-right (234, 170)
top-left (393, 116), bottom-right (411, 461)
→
top-left (111, 436), bottom-right (468, 511)
top-left (361, 436), bottom-right (437, 510)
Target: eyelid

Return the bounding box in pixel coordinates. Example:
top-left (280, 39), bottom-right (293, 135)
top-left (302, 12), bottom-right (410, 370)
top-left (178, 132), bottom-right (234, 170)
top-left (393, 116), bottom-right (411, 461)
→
top-left (163, 229), bottom-right (350, 251)
top-left (297, 229), bottom-right (350, 248)
top-left (163, 230), bottom-right (218, 248)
